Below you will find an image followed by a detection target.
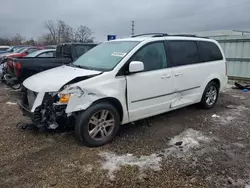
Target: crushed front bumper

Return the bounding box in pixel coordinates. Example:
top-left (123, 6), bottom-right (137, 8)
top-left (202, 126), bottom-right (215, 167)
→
top-left (19, 87), bottom-right (74, 129)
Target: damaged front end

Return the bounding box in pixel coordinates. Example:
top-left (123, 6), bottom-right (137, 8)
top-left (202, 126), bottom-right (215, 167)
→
top-left (19, 87), bottom-right (75, 130)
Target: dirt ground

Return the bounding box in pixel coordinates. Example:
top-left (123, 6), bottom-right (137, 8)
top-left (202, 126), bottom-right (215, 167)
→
top-left (0, 83), bottom-right (250, 188)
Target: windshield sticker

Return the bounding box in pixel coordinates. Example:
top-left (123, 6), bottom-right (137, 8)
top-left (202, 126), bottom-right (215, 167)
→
top-left (111, 52), bottom-right (127, 57)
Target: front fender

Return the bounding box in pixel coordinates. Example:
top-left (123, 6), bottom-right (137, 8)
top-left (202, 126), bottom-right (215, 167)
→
top-left (65, 90), bottom-right (105, 113)
top-left (64, 79), bottom-right (129, 124)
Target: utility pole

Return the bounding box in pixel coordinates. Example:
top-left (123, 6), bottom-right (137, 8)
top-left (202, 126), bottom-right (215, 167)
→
top-left (131, 21), bottom-right (135, 36)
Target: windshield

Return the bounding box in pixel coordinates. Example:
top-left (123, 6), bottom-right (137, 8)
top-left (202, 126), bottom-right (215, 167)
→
top-left (73, 41), bottom-right (139, 71)
top-left (6, 47), bottom-right (14, 52)
top-left (14, 47), bottom-right (25, 52)
top-left (17, 47), bottom-right (28, 53)
top-left (26, 50), bottom-right (43, 57)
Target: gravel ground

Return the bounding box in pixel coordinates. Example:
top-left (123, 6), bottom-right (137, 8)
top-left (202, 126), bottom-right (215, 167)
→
top-left (0, 83), bottom-right (250, 188)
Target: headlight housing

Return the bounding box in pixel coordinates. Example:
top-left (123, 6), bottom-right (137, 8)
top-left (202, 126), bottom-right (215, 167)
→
top-left (59, 94), bottom-right (71, 103)
top-left (60, 86), bottom-right (84, 100)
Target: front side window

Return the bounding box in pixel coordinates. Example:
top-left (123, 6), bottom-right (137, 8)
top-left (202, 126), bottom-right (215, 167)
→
top-left (168, 41), bottom-right (199, 66)
top-left (130, 42), bottom-right (168, 71)
top-left (198, 41), bottom-right (223, 62)
top-left (73, 41), bottom-right (139, 71)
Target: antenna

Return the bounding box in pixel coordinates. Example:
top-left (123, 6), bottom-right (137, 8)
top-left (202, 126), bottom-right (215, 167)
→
top-left (131, 21), bottom-right (135, 37)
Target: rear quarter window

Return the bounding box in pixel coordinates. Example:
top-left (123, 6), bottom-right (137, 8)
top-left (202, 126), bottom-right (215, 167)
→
top-left (168, 40), bottom-right (199, 67)
top-left (198, 41), bottom-right (223, 62)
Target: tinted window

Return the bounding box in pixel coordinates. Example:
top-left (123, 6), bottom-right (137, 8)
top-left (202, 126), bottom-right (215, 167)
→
top-left (56, 45), bottom-right (71, 58)
top-left (130, 42), bottom-right (167, 72)
top-left (198, 41), bottom-right (223, 62)
top-left (168, 41), bottom-right (199, 66)
top-left (75, 45), bottom-right (96, 58)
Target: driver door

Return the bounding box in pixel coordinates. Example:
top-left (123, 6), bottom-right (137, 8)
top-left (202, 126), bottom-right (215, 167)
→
top-left (126, 41), bottom-right (174, 121)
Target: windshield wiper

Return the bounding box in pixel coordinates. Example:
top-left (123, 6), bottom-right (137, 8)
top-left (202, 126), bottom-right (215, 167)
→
top-left (69, 64), bottom-right (95, 70)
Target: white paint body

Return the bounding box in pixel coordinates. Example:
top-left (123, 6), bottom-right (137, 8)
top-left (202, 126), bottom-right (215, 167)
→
top-left (23, 36), bottom-right (228, 124)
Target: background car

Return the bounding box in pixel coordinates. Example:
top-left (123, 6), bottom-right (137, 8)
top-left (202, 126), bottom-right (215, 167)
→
top-left (6, 46), bottom-right (43, 59)
top-left (0, 45), bottom-right (30, 55)
top-left (25, 49), bottom-right (56, 58)
top-left (0, 46), bottom-right (10, 53)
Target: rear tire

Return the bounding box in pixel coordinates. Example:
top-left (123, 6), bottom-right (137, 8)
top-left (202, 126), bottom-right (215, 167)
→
top-left (199, 81), bottom-right (219, 109)
top-left (75, 102), bottom-right (120, 147)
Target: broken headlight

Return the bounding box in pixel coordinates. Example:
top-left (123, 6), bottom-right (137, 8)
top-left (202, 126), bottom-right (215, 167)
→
top-left (60, 86), bottom-right (84, 99)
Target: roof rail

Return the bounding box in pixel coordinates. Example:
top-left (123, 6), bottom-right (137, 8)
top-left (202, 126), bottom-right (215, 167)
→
top-left (132, 33), bottom-right (209, 39)
top-left (169, 34), bottom-right (209, 39)
top-left (132, 33), bottom-right (168, 37)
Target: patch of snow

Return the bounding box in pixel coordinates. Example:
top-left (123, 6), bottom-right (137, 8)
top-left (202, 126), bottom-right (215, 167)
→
top-left (245, 184), bottom-right (250, 188)
top-left (232, 143), bottom-right (245, 148)
top-left (226, 84), bottom-right (234, 89)
top-left (100, 129), bottom-right (211, 180)
top-left (100, 152), bottom-right (162, 180)
top-left (225, 116), bottom-right (236, 121)
top-left (163, 129), bottom-right (211, 157)
top-left (212, 114), bottom-right (220, 118)
top-left (212, 105), bottom-right (248, 125)
top-left (232, 95), bottom-right (246, 100)
top-left (6, 101), bottom-right (17, 105)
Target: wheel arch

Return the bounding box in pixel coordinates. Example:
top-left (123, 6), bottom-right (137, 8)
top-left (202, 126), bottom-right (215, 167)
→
top-left (92, 97), bottom-right (124, 122)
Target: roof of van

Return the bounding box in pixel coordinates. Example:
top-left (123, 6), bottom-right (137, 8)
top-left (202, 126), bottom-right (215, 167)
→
top-left (112, 34), bottom-right (216, 43)
top-left (115, 36), bottom-right (215, 42)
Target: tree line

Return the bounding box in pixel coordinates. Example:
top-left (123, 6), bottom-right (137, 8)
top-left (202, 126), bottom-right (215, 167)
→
top-left (0, 20), bottom-right (94, 46)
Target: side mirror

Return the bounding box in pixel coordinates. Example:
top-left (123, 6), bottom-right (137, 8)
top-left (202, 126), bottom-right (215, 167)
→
top-left (129, 61), bottom-right (144, 73)
top-left (24, 51), bottom-right (29, 55)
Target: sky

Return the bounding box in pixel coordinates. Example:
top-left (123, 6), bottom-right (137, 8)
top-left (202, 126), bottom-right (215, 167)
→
top-left (0, 0), bottom-right (250, 42)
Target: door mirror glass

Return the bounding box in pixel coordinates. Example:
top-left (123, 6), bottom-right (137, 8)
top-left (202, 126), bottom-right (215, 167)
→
top-left (129, 61), bottom-right (144, 73)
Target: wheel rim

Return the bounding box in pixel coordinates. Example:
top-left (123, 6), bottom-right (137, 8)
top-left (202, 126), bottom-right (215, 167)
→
top-left (88, 110), bottom-right (115, 141)
top-left (205, 85), bottom-right (217, 106)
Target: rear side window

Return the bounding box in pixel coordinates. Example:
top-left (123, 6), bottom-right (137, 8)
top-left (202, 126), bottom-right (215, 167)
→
top-left (198, 41), bottom-right (223, 62)
top-left (168, 41), bottom-right (199, 66)
top-left (56, 45), bottom-right (72, 59)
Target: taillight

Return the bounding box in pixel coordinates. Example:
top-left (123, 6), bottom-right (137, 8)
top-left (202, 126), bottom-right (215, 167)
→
top-left (14, 62), bottom-right (22, 77)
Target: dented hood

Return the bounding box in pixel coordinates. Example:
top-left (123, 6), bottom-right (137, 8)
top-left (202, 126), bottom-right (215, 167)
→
top-left (23, 65), bottom-right (101, 92)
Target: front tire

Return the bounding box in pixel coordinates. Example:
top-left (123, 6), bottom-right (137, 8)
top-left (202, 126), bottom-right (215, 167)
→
top-left (75, 102), bottom-right (120, 147)
top-left (199, 81), bottom-right (219, 109)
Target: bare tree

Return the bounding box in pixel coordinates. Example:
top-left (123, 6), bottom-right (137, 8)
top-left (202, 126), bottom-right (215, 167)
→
top-left (75, 25), bottom-right (94, 43)
top-left (10, 33), bottom-right (25, 45)
top-left (45, 20), bottom-right (58, 44)
top-left (0, 37), bottom-right (11, 45)
top-left (24, 38), bottom-right (36, 46)
top-left (44, 20), bottom-right (74, 44)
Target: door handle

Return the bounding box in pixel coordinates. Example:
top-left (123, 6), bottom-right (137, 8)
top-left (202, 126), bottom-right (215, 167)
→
top-left (175, 72), bottom-right (183, 76)
top-left (161, 74), bottom-right (171, 79)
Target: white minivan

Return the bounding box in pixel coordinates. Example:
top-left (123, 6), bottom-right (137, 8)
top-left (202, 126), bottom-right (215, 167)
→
top-left (20, 34), bottom-right (228, 146)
